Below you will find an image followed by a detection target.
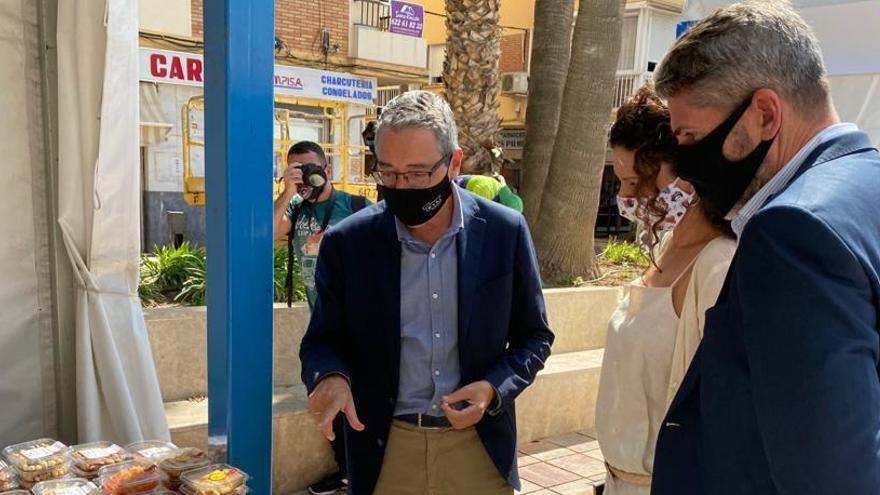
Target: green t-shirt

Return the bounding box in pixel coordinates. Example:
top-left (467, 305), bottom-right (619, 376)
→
top-left (285, 190), bottom-right (371, 308)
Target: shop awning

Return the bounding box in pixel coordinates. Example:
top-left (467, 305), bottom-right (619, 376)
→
top-left (139, 83), bottom-right (173, 145)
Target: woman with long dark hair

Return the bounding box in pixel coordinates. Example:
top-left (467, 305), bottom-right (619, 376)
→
top-left (595, 85), bottom-right (736, 494)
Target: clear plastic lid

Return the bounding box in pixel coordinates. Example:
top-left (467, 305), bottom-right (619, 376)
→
top-left (0, 490), bottom-right (31, 495)
top-left (157, 448), bottom-right (210, 478)
top-left (180, 465), bottom-right (248, 495)
top-left (124, 442), bottom-right (178, 463)
top-left (98, 461), bottom-right (168, 495)
top-left (2, 439), bottom-right (70, 472)
top-left (31, 478), bottom-right (98, 495)
top-left (70, 442), bottom-right (126, 474)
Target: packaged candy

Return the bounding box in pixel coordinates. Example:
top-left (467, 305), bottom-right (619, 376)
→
top-left (180, 465), bottom-right (248, 495)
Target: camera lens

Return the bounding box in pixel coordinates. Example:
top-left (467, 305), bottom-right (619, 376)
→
top-left (308, 175), bottom-right (326, 187)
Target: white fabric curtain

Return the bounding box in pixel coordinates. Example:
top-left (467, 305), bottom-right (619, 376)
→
top-left (56, 0), bottom-right (169, 443)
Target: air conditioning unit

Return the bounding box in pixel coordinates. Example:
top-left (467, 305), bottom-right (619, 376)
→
top-left (501, 72), bottom-right (529, 95)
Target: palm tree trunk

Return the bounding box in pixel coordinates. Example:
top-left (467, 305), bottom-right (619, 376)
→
top-left (443, 0), bottom-right (502, 174)
top-left (519, 0), bottom-right (574, 226)
top-left (533, 0), bottom-right (624, 284)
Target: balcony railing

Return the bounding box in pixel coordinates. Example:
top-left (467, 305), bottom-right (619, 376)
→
top-left (354, 0), bottom-right (391, 32)
top-left (376, 86), bottom-right (402, 107)
top-left (613, 71), bottom-right (652, 108)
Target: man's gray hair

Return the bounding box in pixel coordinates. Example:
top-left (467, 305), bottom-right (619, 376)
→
top-left (654, 0), bottom-right (831, 115)
top-left (375, 90), bottom-right (459, 158)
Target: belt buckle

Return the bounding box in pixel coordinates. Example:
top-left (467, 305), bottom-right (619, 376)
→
top-left (417, 413), bottom-right (443, 430)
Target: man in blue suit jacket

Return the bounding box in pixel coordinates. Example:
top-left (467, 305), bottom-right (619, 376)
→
top-left (300, 91), bottom-right (554, 494)
top-left (649, 2), bottom-right (880, 494)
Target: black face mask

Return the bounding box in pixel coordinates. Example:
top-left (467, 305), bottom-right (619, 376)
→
top-left (379, 174), bottom-right (453, 227)
top-left (675, 96), bottom-right (777, 218)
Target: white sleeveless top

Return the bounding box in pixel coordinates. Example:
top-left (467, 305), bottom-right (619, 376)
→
top-left (596, 273), bottom-right (685, 482)
top-left (595, 235), bottom-right (736, 495)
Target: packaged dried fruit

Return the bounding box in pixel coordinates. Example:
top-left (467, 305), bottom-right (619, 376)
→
top-left (98, 462), bottom-right (168, 495)
top-left (180, 465), bottom-right (248, 495)
top-left (157, 448), bottom-right (209, 487)
top-left (70, 443), bottom-right (127, 478)
top-left (31, 477), bottom-right (99, 495)
top-left (124, 442), bottom-right (177, 463)
top-left (2, 439), bottom-right (70, 474)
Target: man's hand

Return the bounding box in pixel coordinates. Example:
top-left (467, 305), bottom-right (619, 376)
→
top-left (281, 163), bottom-right (304, 196)
top-left (308, 375), bottom-right (365, 441)
top-left (441, 380), bottom-right (497, 430)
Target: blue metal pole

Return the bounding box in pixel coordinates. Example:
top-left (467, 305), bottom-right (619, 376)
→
top-left (204, 1), bottom-right (275, 494)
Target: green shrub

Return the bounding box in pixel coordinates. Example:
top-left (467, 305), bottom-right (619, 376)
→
top-left (600, 237), bottom-right (649, 267)
top-left (138, 243), bottom-right (305, 306)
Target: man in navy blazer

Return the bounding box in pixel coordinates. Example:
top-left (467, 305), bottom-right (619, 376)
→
top-left (300, 91), bottom-right (554, 494)
top-left (648, 2), bottom-right (880, 494)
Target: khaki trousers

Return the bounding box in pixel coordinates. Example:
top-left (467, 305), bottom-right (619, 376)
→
top-left (373, 420), bottom-right (513, 495)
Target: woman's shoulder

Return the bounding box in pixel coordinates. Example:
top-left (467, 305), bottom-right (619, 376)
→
top-left (693, 235), bottom-right (737, 278)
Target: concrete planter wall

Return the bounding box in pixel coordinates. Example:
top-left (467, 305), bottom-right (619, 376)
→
top-left (145, 286), bottom-right (622, 494)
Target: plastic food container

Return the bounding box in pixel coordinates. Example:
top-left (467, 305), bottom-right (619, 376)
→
top-left (98, 461), bottom-right (168, 495)
top-left (0, 459), bottom-right (19, 491)
top-left (124, 442), bottom-right (177, 464)
top-left (3, 439), bottom-right (70, 475)
top-left (180, 465), bottom-right (248, 495)
top-left (31, 478), bottom-right (99, 495)
top-left (0, 490), bottom-right (31, 495)
top-left (70, 443), bottom-right (127, 479)
top-left (157, 448), bottom-right (209, 488)
top-left (179, 484), bottom-right (247, 495)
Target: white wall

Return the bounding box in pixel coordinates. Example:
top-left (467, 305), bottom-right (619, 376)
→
top-left (647, 9), bottom-right (679, 69)
top-left (139, 0), bottom-right (192, 37)
top-left (351, 25), bottom-right (427, 68)
top-left (800, 0), bottom-right (880, 76)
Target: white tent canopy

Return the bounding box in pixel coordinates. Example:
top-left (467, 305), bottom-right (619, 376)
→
top-left (681, 0), bottom-right (880, 145)
top-left (0, 0), bottom-right (58, 445)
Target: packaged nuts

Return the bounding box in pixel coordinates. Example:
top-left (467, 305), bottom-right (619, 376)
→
top-left (70, 443), bottom-right (127, 479)
top-left (124, 442), bottom-right (177, 464)
top-left (0, 459), bottom-right (19, 491)
top-left (3, 439), bottom-right (70, 474)
top-left (31, 478), bottom-right (99, 495)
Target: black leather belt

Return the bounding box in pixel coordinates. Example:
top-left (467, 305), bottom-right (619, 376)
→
top-left (395, 413), bottom-right (452, 429)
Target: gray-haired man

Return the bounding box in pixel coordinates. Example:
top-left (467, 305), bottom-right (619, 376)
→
top-left (299, 90), bottom-right (554, 494)
top-left (651, 1), bottom-right (880, 494)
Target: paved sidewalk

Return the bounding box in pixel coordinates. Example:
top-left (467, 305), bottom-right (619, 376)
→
top-left (515, 429), bottom-right (606, 495)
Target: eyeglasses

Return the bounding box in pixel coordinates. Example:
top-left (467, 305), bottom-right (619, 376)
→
top-left (371, 154), bottom-right (451, 188)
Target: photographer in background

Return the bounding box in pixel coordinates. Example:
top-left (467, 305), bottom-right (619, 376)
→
top-left (273, 140), bottom-right (369, 494)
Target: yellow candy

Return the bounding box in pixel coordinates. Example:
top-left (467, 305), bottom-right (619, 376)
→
top-left (207, 470), bottom-right (227, 482)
